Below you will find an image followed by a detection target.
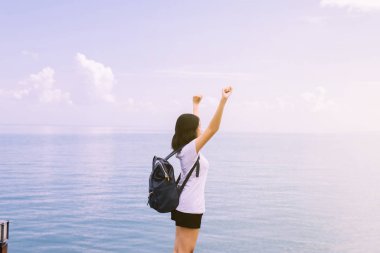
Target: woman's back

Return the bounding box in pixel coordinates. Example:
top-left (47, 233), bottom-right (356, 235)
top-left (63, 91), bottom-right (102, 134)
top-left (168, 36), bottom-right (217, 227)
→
top-left (176, 139), bottom-right (209, 214)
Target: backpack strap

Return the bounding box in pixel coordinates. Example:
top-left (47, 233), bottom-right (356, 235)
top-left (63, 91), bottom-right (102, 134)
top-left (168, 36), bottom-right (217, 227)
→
top-left (176, 156), bottom-right (200, 196)
top-left (164, 146), bottom-right (183, 160)
top-left (195, 159), bottom-right (200, 177)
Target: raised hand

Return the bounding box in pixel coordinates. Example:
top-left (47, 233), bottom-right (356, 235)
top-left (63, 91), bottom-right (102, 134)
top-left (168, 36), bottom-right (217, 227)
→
top-left (222, 86), bottom-right (233, 100)
top-left (193, 95), bottom-right (203, 105)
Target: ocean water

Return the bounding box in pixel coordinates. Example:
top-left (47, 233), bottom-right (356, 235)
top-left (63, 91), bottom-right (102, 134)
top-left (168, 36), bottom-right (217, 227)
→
top-left (1, 132), bottom-right (379, 253)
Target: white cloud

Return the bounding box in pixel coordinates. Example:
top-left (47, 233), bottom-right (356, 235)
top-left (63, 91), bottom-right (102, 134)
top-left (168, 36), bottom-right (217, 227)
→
top-left (1, 67), bottom-right (72, 104)
top-left (320, 0), bottom-right (380, 11)
top-left (29, 67), bottom-right (55, 89)
top-left (20, 67), bottom-right (72, 104)
top-left (30, 67), bottom-right (73, 104)
top-left (76, 53), bottom-right (116, 103)
top-left (301, 86), bottom-right (337, 112)
top-left (21, 50), bottom-right (39, 60)
top-left (12, 88), bottom-right (30, 99)
top-left (0, 88), bottom-right (29, 99)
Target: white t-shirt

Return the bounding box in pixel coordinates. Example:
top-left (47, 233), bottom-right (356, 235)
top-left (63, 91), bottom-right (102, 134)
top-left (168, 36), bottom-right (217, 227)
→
top-left (175, 139), bottom-right (209, 214)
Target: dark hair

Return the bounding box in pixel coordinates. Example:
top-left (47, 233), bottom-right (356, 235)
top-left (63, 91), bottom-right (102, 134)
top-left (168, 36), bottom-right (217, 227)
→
top-left (171, 113), bottom-right (200, 150)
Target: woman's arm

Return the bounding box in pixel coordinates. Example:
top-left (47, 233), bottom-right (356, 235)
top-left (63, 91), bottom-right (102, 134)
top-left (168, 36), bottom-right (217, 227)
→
top-left (193, 95), bottom-right (202, 117)
top-left (195, 86), bottom-right (233, 153)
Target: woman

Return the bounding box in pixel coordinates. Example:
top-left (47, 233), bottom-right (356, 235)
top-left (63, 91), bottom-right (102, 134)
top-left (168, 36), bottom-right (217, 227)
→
top-left (171, 86), bottom-right (233, 253)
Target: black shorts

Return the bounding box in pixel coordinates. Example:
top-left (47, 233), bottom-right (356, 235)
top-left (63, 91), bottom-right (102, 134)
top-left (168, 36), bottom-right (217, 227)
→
top-left (171, 209), bottom-right (203, 229)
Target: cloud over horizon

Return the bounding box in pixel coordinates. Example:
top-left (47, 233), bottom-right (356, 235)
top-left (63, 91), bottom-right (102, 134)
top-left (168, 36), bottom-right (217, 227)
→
top-left (1, 67), bottom-right (72, 105)
top-left (27, 67), bottom-right (73, 104)
top-left (76, 53), bottom-right (116, 103)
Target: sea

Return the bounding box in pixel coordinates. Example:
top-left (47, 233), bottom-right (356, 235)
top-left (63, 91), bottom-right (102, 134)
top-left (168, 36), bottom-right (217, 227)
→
top-left (1, 131), bottom-right (379, 253)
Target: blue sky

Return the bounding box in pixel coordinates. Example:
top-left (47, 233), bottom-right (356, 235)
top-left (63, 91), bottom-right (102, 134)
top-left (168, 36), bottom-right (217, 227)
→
top-left (1, 0), bottom-right (379, 133)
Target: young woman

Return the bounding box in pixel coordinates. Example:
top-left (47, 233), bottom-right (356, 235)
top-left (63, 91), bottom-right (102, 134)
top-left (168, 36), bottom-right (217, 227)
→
top-left (171, 86), bottom-right (233, 253)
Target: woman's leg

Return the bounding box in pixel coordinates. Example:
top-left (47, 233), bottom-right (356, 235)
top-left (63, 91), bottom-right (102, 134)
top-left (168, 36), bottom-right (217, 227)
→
top-left (173, 226), bottom-right (200, 253)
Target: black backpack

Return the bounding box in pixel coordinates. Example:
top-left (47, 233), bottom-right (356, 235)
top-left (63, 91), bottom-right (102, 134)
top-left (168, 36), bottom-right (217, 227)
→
top-left (147, 146), bottom-right (200, 213)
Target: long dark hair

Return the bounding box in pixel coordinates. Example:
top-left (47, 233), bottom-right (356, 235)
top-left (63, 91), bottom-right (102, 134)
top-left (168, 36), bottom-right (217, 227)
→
top-left (171, 113), bottom-right (199, 150)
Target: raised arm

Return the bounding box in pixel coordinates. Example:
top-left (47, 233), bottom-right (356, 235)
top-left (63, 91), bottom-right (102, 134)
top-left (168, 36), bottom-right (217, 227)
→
top-left (195, 86), bottom-right (233, 153)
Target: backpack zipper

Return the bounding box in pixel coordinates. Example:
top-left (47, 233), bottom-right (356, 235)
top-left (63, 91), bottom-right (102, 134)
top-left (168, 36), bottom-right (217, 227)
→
top-left (156, 160), bottom-right (170, 181)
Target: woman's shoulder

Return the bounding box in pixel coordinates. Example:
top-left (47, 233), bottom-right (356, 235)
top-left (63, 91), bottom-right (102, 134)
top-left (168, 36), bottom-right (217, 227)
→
top-left (176, 139), bottom-right (199, 159)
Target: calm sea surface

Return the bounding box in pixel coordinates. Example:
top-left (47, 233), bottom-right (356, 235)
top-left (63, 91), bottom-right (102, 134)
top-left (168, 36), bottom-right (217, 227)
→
top-left (1, 133), bottom-right (379, 253)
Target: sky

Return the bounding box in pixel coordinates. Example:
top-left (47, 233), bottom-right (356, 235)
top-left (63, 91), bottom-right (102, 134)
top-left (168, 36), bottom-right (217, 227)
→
top-left (0, 0), bottom-right (379, 133)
